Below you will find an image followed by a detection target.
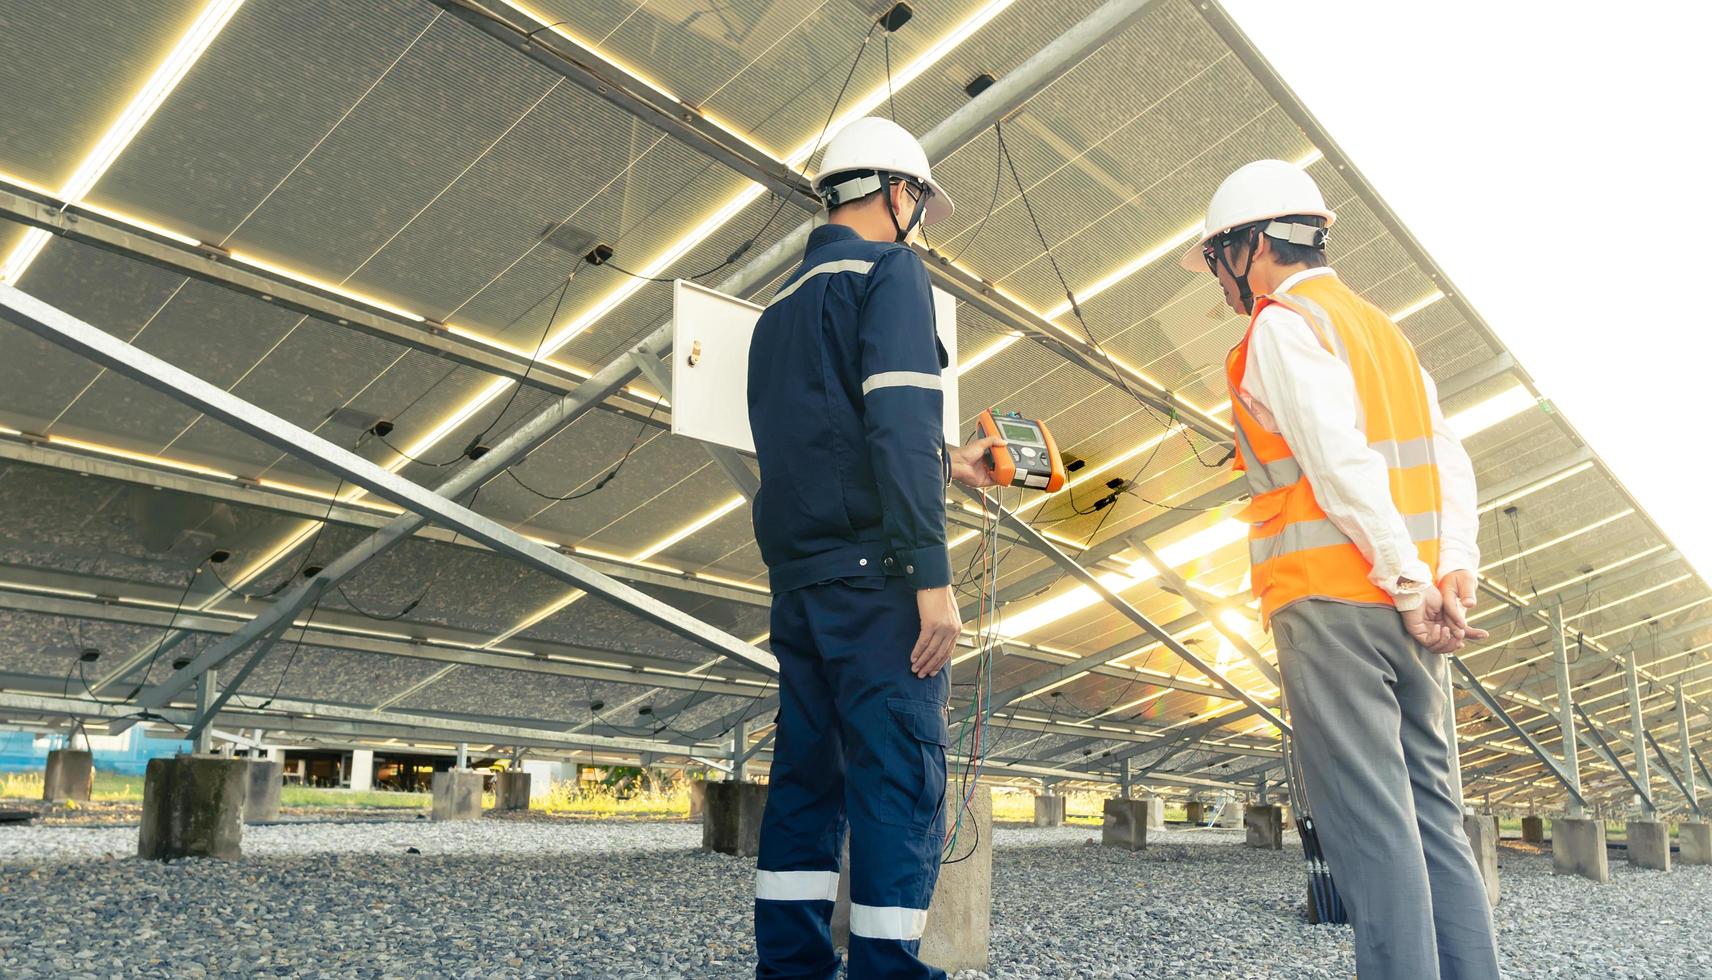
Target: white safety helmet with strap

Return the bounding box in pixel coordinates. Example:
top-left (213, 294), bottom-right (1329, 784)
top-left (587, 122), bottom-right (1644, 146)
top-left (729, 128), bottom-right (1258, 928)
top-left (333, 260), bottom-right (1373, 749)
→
top-left (1181, 159), bottom-right (1335, 312)
top-left (813, 117), bottom-right (953, 240)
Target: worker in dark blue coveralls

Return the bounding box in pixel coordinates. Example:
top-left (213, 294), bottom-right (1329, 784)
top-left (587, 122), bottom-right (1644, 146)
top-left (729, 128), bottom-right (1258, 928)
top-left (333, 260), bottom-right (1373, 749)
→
top-left (746, 116), bottom-right (1005, 979)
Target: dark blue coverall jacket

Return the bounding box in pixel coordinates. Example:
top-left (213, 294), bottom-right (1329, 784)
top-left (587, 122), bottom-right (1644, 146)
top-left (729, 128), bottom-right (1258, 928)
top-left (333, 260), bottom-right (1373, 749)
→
top-left (747, 222), bottom-right (953, 980)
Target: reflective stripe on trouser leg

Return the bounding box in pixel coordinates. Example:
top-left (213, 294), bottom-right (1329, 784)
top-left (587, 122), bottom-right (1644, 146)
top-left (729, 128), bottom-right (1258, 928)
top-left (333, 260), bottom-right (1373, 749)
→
top-left (756, 587), bottom-right (847, 980)
top-left (797, 577), bottom-right (949, 979)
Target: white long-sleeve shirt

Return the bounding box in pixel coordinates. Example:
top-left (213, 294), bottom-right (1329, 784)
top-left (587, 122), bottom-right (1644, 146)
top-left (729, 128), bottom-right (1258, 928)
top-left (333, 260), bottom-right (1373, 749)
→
top-left (1238, 268), bottom-right (1480, 610)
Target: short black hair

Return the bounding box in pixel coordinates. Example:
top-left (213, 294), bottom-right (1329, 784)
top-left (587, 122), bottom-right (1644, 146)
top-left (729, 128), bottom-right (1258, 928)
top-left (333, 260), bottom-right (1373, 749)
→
top-left (1261, 214), bottom-right (1328, 268)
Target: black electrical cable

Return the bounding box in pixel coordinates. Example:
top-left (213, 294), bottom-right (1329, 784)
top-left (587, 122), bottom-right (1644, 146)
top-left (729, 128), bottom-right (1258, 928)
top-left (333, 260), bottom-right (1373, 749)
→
top-left (587, 22), bottom-right (879, 297)
top-left (122, 561), bottom-right (206, 700)
top-left (253, 475), bottom-right (351, 709)
top-left (457, 271), bottom-right (577, 459)
top-left (941, 796), bottom-right (981, 865)
top-left (505, 395), bottom-right (664, 501)
top-left (996, 124), bottom-right (1227, 469)
top-left (1506, 508), bottom-right (1541, 599)
top-left (77, 657), bottom-right (123, 707)
top-left (883, 28), bottom-right (897, 121)
top-left (948, 133), bottom-right (1006, 265)
top-left (579, 26), bottom-right (881, 379)
top-left (364, 271), bottom-right (586, 469)
top-left (335, 581), bottom-right (425, 622)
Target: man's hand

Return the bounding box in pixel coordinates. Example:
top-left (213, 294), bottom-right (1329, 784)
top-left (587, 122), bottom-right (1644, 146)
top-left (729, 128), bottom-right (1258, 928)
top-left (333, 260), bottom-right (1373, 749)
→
top-left (911, 586), bottom-right (961, 678)
top-left (1437, 570), bottom-right (1488, 643)
top-left (1401, 586), bottom-right (1464, 655)
top-left (948, 435), bottom-right (1007, 488)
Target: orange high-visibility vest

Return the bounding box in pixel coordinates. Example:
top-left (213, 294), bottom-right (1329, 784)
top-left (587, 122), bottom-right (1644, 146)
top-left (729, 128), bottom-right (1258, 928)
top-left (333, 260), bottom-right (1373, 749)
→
top-left (1225, 273), bottom-right (1442, 625)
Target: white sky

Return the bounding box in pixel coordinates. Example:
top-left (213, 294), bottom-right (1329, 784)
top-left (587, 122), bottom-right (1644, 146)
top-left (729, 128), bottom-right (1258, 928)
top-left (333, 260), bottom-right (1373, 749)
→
top-left (1225, 0), bottom-right (1712, 580)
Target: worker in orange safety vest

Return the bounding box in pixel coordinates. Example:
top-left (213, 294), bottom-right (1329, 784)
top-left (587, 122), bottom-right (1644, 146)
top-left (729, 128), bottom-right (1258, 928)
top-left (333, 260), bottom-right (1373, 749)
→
top-left (1186, 159), bottom-right (1500, 980)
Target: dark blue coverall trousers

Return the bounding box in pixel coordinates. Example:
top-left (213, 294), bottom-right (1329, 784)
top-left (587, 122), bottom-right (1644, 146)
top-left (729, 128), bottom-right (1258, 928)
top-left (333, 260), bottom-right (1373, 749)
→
top-left (747, 223), bottom-right (953, 979)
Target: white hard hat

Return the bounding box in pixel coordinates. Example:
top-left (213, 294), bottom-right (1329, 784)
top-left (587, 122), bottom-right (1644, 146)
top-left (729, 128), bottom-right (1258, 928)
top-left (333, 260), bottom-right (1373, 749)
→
top-left (1179, 159), bottom-right (1335, 271)
top-left (813, 117), bottom-right (953, 225)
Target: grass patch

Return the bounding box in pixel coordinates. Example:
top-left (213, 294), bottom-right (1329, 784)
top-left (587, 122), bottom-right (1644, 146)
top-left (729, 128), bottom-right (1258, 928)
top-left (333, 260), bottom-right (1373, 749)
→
top-left (536, 780), bottom-right (690, 819)
top-left (1, 771), bottom-right (145, 802)
top-left (279, 786), bottom-right (428, 809)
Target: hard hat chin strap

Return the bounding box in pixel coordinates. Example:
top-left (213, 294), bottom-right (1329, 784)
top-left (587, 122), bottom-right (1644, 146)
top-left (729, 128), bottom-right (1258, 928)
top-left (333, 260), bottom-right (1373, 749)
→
top-left (1213, 226), bottom-right (1263, 316)
top-left (880, 170), bottom-right (929, 244)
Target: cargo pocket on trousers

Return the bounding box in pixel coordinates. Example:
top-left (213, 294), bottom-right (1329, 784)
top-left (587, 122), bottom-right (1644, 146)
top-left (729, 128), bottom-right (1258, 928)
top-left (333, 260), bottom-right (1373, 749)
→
top-left (881, 698), bottom-right (949, 834)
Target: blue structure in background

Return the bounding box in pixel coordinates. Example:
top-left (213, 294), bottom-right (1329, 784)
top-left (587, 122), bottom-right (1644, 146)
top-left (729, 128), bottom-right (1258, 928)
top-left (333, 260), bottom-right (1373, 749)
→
top-left (0, 728), bottom-right (190, 776)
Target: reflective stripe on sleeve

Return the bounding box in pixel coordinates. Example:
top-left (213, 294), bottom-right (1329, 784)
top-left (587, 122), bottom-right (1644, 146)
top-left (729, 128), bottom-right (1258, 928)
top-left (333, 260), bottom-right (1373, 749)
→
top-left (767, 258), bottom-right (875, 307)
top-left (861, 370), bottom-right (942, 396)
top-left (849, 903), bottom-right (929, 941)
top-left (755, 870), bottom-right (840, 902)
top-left (1367, 436), bottom-right (1434, 470)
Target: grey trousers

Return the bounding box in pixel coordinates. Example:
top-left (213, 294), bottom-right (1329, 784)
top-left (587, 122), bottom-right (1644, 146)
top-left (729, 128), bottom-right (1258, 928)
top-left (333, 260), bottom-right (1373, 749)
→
top-left (1273, 600), bottom-right (1501, 980)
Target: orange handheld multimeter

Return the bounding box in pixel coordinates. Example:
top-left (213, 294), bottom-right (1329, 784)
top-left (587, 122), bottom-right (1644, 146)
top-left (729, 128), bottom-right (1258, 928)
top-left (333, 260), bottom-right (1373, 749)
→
top-left (976, 409), bottom-right (1066, 492)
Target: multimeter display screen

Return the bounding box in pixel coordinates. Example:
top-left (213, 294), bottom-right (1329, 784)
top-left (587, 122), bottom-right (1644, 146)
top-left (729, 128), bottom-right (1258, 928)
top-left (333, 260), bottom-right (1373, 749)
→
top-left (999, 421), bottom-right (1040, 443)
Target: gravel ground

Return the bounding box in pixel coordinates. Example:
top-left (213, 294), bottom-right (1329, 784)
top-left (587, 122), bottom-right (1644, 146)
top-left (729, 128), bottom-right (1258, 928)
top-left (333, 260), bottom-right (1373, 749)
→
top-left (1, 819), bottom-right (1707, 978)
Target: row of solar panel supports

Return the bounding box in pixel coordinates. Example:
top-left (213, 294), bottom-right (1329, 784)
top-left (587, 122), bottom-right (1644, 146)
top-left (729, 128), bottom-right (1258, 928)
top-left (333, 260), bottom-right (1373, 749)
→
top-left (2, 0), bottom-right (1705, 889)
top-left (0, 0), bottom-right (1284, 776)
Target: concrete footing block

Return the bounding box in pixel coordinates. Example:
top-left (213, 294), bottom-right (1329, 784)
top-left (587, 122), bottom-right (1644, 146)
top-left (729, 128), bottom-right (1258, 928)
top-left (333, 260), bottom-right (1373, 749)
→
top-left (1245, 805), bottom-right (1284, 850)
top-left (1101, 798), bottom-right (1148, 850)
top-left (243, 760), bottom-right (282, 823)
top-left (1033, 795), bottom-right (1065, 827)
top-left (702, 781), bottom-right (767, 856)
top-left (1551, 816), bottom-right (1609, 882)
top-left (431, 769), bottom-right (484, 821)
top-left (42, 749), bottom-right (93, 803)
top-left (1216, 802), bottom-right (1242, 828)
top-left (1626, 819), bottom-right (1671, 871)
top-left (138, 755), bottom-right (249, 861)
top-left (493, 771), bottom-right (531, 811)
top-left (833, 790), bottom-right (993, 971)
top-left (1678, 822), bottom-right (1711, 865)
top-left (1146, 795), bottom-right (1166, 831)
top-left (1185, 801), bottom-right (1206, 825)
top-left (922, 788), bottom-right (993, 972)
top-left (1462, 813), bottom-right (1500, 907)
top-left (1521, 815), bottom-right (1545, 843)
top-left (687, 780), bottom-right (707, 821)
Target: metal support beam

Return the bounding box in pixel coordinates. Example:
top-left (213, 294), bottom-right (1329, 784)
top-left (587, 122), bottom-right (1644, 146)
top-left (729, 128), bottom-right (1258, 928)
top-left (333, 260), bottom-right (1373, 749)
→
top-left (437, 0), bottom-right (1181, 435)
top-left (1449, 657), bottom-right (1588, 812)
top-left (432, 0), bottom-right (825, 211)
top-left (194, 669), bottom-right (216, 754)
top-left (1131, 540), bottom-right (1281, 688)
top-left (1119, 756), bottom-right (1131, 799)
top-left (1643, 726), bottom-right (1703, 817)
top-left (0, 691), bottom-right (702, 759)
top-left (1624, 641), bottom-right (1655, 818)
top-left (1550, 598), bottom-right (1584, 816)
top-left (456, 742), bottom-right (468, 769)
top-left (0, 584), bottom-right (771, 702)
top-left (0, 436), bottom-right (769, 609)
top-left (733, 715), bottom-right (751, 783)
top-left (961, 487), bottom-right (1288, 734)
top-left (60, 0), bottom-right (1140, 712)
top-left (1572, 701), bottom-right (1652, 811)
top-left (0, 184), bottom-right (659, 415)
top-left (1686, 683), bottom-right (1705, 809)
top-left (0, 285), bottom-right (781, 687)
